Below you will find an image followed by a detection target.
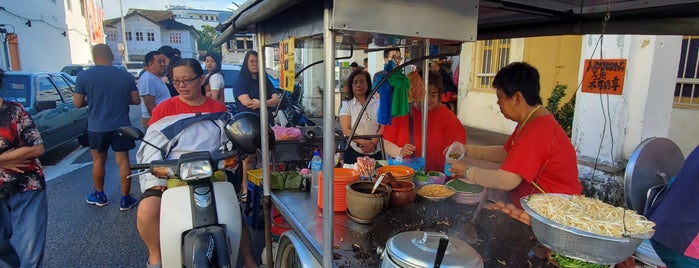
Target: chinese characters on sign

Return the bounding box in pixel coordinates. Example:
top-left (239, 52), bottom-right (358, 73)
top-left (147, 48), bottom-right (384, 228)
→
top-left (582, 59), bottom-right (626, 95)
top-left (279, 37), bottom-right (295, 92)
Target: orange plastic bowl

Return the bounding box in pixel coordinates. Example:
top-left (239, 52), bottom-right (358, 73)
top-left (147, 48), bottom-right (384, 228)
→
top-left (317, 168), bottom-right (360, 212)
top-left (376, 165), bottom-right (415, 180)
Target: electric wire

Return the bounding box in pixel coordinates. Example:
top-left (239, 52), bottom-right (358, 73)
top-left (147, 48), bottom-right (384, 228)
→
top-left (0, 6), bottom-right (89, 37)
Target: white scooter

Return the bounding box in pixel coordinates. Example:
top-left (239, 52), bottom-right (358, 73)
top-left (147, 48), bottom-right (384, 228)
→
top-left (118, 113), bottom-right (266, 268)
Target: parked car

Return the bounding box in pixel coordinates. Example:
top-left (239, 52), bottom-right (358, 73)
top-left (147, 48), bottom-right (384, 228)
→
top-left (61, 64), bottom-right (130, 80)
top-left (125, 62), bottom-right (144, 79)
top-left (0, 71), bottom-right (89, 152)
top-left (202, 64), bottom-right (280, 103)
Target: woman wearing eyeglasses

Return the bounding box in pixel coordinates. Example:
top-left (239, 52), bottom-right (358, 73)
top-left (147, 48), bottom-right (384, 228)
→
top-left (139, 58), bottom-right (258, 268)
top-left (447, 62), bottom-right (581, 208)
top-left (147, 59), bottom-right (227, 124)
top-left (233, 50), bottom-right (280, 204)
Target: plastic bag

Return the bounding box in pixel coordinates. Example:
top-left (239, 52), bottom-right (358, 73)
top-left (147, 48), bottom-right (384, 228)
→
top-left (271, 125), bottom-right (302, 141)
top-left (444, 142), bottom-right (465, 176)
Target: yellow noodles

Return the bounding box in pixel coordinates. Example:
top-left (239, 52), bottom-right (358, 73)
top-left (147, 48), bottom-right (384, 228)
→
top-left (418, 185), bottom-right (455, 198)
top-left (526, 194), bottom-right (655, 238)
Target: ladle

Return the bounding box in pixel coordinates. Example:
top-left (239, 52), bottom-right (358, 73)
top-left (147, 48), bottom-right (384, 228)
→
top-left (371, 174), bottom-right (386, 194)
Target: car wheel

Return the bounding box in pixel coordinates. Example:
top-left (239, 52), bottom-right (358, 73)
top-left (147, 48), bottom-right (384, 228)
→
top-left (77, 131), bottom-right (90, 147)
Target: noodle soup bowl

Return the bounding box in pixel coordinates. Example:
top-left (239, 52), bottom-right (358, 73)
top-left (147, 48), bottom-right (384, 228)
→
top-left (416, 184), bottom-right (456, 202)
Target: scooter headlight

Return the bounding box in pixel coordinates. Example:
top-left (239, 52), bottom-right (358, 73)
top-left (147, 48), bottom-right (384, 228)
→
top-left (179, 160), bottom-right (213, 181)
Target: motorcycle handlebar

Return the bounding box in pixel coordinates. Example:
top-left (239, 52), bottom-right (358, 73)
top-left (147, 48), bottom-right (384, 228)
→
top-left (130, 163), bottom-right (150, 170)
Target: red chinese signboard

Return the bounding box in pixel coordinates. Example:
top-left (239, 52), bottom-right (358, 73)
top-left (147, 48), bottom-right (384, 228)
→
top-left (581, 59), bottom-right (626, 95)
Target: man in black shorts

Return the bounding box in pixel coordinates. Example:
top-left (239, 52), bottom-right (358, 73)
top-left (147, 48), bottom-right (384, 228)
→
top-left (75, 44), bottom-right (141, 210)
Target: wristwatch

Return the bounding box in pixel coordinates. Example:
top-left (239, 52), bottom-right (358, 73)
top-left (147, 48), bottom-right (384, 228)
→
top-left (464, 166), bottom-right (473, 179)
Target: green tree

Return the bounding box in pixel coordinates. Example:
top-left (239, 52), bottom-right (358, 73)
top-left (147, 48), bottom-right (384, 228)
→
top-left (197, 25), bottom-right (221, 54)
top-left (546, 84), bottom-right (576, 138)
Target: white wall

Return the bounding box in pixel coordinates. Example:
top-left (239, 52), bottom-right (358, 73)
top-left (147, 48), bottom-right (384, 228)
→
top-left (458, 38), bottom-right (525, 134)
top-left (64, 0), bottom-right (93, 65)
top-left (124, 16), bottom-right (163, 58)
top-left (573, 35), bottom-right (682, 166)
top-left (669, 108), bottom-right (699, 157)
top-left (0, 1), bottom-right (72, 71)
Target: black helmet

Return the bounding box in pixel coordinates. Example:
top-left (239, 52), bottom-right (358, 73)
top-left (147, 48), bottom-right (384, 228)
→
top-left (225, 112), bottom-right (275, 154)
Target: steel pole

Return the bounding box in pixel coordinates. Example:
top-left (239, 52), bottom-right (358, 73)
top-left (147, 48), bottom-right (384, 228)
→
top-left (119, 0), bottom-right (129, 65)
top-left (421, 40), bottom-right (430, 158)
top-left (322, 0), bottom-right (336, 267)
top-left (256, 25), bottom-right (274, 267)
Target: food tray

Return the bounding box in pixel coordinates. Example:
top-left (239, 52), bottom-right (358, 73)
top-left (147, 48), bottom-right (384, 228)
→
top-left (520, 194), bottom-right (653, 265)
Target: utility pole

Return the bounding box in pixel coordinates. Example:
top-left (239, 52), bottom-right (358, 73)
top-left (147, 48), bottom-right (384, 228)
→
top-left (119, 0), bottom-right (129, 65)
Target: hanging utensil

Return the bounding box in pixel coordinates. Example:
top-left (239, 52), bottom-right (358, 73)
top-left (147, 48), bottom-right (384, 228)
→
top-left (464, 193), bottom-right (486, 244)
top-left (372, 173), bottom-right (386, 194)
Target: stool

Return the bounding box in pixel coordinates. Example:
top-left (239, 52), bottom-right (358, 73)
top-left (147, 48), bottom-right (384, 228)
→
top-left (243, 181), bottom-right (264, 229)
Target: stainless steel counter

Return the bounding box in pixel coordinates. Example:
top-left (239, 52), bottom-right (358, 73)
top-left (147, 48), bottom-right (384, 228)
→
top-left (272, 188), bottom-right (552, 267)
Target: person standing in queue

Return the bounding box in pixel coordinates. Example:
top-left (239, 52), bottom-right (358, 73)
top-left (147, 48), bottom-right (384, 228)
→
top-left (645, 144), bottom-right (699, 267)
top-left (138, 51), bottom-right (170, 129)
top-left (202, 52), bottom-right (225, 103)
top-left (136, 59), bottom-right (257, 268)
top-left (75, 44), bottom-right (141, 210)
top-left (339, 70), bottom-right (383, 164)
top-left (382, 70), bottom-right (466, 172)
top-left (448, 62), bottom-right (581, 208)
top-left (233, 50), bottom-right (280, 203)
top-left (0, 68), bottom-right (48, 268)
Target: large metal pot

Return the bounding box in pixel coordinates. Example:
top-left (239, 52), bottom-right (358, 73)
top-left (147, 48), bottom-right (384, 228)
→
top-left (378, 231), bottom-right (483, 268)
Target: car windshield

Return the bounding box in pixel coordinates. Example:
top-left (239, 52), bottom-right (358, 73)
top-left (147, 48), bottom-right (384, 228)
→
top-left (0, 75), bottom-right (30, 107)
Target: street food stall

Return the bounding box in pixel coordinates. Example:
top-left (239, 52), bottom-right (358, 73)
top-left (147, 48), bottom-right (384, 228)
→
top-left (212, 0), bottom-right (699, 267)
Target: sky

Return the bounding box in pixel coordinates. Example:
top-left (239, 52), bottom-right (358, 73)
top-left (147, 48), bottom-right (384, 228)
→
top-left (102, 0), bottom-right (244, 19)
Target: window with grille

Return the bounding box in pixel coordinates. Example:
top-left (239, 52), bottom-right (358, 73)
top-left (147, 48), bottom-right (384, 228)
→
top-left (675, 36), bottom-right (699, 109)
top-left (170, 33), bottom-right (182, 44)
top-left (135, 32), bottom-right (143, 41)
top-left (147, 32), bottom-right (155, 41)
top-left (473, 39), bottom-right (510, 90)
top-left (106, 32), bottom-right (117, 42)
top-left (125, 32), bottom-right (132, 41)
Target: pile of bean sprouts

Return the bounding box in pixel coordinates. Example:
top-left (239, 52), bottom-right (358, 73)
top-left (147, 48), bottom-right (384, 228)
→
top-left (526, 194), bottom-right (655, 238)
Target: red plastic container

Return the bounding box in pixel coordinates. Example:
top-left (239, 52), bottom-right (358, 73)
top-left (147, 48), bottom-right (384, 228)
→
top-left (317, 168), bottom-right (360, 212)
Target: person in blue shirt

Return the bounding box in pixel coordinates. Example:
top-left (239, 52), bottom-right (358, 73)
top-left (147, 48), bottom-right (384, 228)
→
top-left (646, 144), bottom-right (699, 267)
top-left (233, 50), bottom-right (280, 203)
top-left (74, 44), bottom-right (141, 211)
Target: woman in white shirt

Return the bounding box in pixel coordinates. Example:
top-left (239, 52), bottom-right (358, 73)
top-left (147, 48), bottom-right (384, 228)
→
top-left (203, 52), bottom-right (225, 103)
top-left (339, 70), bottom-right (383, 164)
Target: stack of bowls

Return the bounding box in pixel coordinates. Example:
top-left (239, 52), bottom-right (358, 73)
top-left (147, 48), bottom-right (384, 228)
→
top-left (375, 165), bottom-right (415, 181)
top-left (446, 179), bottom-right (485, 205)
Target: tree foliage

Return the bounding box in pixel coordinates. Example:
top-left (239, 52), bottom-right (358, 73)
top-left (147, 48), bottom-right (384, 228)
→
top-left (546, 84), bottom-right (576, 138)
top-left (197, 25), bottom-right (221, 54)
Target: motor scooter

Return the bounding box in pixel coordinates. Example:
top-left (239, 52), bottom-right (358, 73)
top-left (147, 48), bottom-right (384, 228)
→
top-left (117, 112), bottom-right (266, 268)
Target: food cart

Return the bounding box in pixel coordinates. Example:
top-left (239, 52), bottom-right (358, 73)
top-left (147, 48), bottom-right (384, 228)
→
top-left (211, 0), bottom-right (699, 267)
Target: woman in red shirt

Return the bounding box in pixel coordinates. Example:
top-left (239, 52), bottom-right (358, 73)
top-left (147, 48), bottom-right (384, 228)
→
top-left (448, 62), bottom-right (581, 208)
top-left (383, 70), bottom-right (466, 172)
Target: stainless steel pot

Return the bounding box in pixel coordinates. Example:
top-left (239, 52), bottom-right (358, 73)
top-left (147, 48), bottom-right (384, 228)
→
top-left (378, 231), bottom-right (483, 268)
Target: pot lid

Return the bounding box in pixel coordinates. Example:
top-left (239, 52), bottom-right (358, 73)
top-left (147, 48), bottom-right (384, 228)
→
top-left (624, 137), bottom-right (684, 215)
top-left (385, 231), bottom-right (483, 268)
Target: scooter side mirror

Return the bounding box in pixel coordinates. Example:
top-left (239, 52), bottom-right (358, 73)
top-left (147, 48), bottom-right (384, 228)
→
top-left (117, 126), bottom-right (166, 159)
top-left (117, 126), bottom-right (144, 140)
